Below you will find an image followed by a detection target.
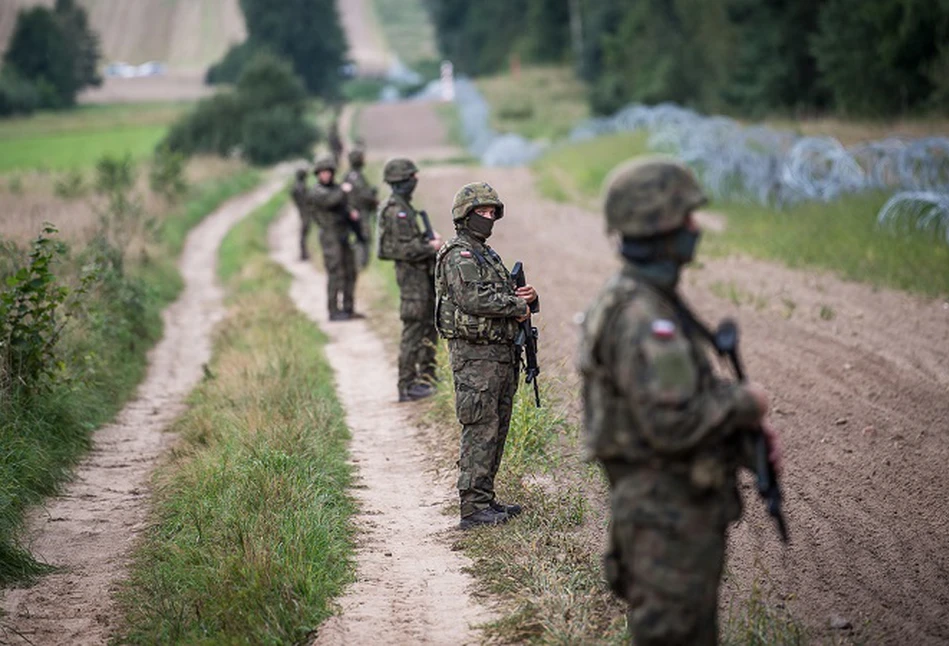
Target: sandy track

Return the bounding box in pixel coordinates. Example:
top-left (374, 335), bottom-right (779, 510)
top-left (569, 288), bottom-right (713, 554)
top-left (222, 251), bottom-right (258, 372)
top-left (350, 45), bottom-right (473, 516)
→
top-left (268, 208), bottom-right (492, 645)
top-left (337, 0), bottom-right (391, 77)
top-left (0, 174), bottom-right (287, 645)
top-left (354, 101), bottom-right (949, 644)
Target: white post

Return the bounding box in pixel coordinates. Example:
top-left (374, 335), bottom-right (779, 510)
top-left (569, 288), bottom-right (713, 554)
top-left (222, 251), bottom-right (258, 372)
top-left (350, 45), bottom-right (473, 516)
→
top-left (440, 60), bottom-right (455, 102)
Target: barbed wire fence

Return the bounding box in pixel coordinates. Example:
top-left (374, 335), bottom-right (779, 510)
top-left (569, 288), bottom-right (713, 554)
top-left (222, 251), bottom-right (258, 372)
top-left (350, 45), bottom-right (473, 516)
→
top-left (410, 76), bottom-right (949, 244)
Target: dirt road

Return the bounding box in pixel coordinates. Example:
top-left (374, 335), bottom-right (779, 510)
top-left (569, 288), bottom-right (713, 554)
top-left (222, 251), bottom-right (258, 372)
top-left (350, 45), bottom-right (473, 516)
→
top-left (0, 174), bottom-right (287, 645)
top-left (269, 209), bottom-right (493, 645)
top-left (356, 103), bottom-right (949, 645)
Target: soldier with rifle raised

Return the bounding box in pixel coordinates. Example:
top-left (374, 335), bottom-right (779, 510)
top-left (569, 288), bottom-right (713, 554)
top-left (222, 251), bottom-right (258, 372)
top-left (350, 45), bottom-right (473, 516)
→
top-left (577, 157), bottom-right (784, 645)
top-left (435, 182), bottom-right (540, 530)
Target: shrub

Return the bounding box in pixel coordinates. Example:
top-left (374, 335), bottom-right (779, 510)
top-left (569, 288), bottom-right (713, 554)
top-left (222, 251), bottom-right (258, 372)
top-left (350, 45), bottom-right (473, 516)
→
top-left (242, 107), bottom-right (318, 166)
top-left (149, 146), bottom-right (188, 202)
top-left (53, 169), bottom-right (87, 199)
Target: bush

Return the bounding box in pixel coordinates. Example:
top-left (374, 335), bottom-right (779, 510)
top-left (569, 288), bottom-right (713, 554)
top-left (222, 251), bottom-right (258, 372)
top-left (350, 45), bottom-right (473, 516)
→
top-left (205, 41), bottom-right (264, 85)
top-left (0, 68), bottom-right (41, 116)
top-left (164, 52), bottom-right (319, 165)
top-left (54, 169), bottom-right (87, 199)
top-left (242, 107), bottom-right (318, 165)
top-left (149, 146), bottom-right (188, 202)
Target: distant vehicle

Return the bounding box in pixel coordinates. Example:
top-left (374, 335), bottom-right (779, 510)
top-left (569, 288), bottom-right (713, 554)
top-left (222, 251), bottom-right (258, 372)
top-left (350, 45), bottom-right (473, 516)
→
top-left (104, 61), bottom-right (167, 78)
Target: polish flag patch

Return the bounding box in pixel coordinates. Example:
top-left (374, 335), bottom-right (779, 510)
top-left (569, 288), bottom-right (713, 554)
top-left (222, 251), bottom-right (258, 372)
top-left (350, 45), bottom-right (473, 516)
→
top-left (397, 211), bottom-right (408, 218)
top-left (460, 250), bottom-right (472, 257)
top-left (651, 319), bottom-right (676, 339)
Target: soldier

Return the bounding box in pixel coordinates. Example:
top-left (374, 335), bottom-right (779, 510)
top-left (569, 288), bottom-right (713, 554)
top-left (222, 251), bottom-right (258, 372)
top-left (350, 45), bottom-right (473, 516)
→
top-left (343, 146), bottom-right (379, 268)
top-left (308, 154), bottom-right (362, 321)
top-left (577, 157), bottom-right (782, 645)
top-left (290, 168), bottom-right (311, 261)
top-left (377, 158), bottom-right (443, 402)
top-left (327, 116), bottom-right (344, 165)
top-left (434, 182), bottom-right (539, 530)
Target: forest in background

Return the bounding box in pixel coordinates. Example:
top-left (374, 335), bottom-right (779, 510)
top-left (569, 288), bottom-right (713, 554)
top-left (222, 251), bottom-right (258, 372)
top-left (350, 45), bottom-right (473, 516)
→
top-left (424, 0), bottom-right (949, 118)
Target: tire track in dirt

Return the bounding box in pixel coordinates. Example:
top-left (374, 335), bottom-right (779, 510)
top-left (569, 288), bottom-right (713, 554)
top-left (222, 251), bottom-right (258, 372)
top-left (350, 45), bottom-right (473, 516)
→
top-left (374, 131), bottom-right (948, 644)
top-left (0, 173), bottom-right (288, 646)
top-left (268, 207), bottom-right (493, 645)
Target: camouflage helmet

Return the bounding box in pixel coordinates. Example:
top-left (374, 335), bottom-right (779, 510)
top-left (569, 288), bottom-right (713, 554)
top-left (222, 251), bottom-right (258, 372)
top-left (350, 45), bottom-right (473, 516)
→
top-left (603, 156), bottom-right (707, 237)
top-left (348, 147), bottom-right (365, 166)
top-left (451, 182), bottom-right (505, 222)
top-left (313, 154), bottom-right (337, 173)
top-left (383, 157), bottom-right (418, 183)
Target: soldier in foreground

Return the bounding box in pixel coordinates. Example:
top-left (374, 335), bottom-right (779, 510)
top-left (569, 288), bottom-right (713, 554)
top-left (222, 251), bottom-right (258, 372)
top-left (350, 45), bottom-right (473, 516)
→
top-left (343, 146), bottom-right (379, 269)
top-left (377, 158), bottom-right (443, 402)
top-left (308, 154), bottom-right (362, 321)
top-left (577, 157), bottom-right (782, 645)
top-left (435, 182), bottom-right (539, 530)
top-left (290, 168), bottom-right (311, 261)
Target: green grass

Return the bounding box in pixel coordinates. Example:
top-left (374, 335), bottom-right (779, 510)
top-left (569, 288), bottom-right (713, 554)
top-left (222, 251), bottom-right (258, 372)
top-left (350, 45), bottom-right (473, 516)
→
top-left (117, 194), bottom-right (356, 644)
top-left (0, 103), bottom-right (189, 173)
top-left (477, 65), bottom-right (591, 141)
top-left (370, 0), bottom-right (438, 69)
top-left (532, 132), bottom-right (949, 297)
top-left (0, 169), bottom-right (261, 585)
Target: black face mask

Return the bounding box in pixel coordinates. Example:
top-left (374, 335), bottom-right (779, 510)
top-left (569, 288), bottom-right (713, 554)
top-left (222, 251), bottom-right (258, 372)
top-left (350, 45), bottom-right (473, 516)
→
top-left (392, 177), bottom-right (418, 197)
top-left (619, 228), bottom-right (701, 288)
top-left (466, 213), bottom-right (495, 240)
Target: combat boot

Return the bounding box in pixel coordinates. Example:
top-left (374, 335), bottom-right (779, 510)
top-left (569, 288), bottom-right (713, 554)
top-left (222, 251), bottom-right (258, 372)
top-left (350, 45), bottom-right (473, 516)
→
top-left (459, 507), bottom-right (509, 530)
top-left (398, 382), bottom-right (435, 402)
top-left (329, 311), bottom-right (350, 321)
top-left (490, 500), bottom-right (522, 517)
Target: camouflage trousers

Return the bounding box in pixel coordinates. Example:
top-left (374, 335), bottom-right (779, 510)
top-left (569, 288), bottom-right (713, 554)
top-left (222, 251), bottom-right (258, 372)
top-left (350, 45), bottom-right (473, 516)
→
top-left (603, 463), bottom-right (733, 646)
top-left (299, 214), bottom-right (312, 260)
top-left (398, 300), bottom-right (437, 394)
top-left (319, 229), bottom-right (356, 315)
top-left (449, 341), bottom-right (518, 518)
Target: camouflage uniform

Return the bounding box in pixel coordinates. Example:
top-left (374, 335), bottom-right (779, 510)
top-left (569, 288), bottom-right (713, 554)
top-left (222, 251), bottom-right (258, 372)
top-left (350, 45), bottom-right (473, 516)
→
top-left (308, 155), bottom-right (359, 319)
top-left (578, 158), bottom-right (762, 645)
top-left (291, 168), bottom-right (311, 261)
top-left (328, 118), bottom-right (344, 164)
top-left (377, 158), bottom-right (438, 400)
top-left (435, 182), bottom-right (533, 525)
top-left (344, 148), bottom-right (379, 268)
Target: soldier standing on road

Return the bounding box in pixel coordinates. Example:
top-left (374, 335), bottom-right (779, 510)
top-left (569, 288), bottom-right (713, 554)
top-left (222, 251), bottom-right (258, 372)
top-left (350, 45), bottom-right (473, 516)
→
top-left (343, 146), bottom-right (379, 269)
top-left (308, 154), bottom-right (362, 321)
top-left (290, 168), bottom-right (312, 261)
top-left (434, 182), bottom-right (539, 530)
top-left (577, 157), bottom-right (782, 645)
top-left (328, 115), bottom-right (344, 165)
top-left (377, 158), bottom-right (443, 402)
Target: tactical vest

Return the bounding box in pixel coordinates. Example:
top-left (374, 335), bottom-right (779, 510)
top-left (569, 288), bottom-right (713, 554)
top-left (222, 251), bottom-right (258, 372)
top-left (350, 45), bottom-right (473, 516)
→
top-left (375, 196), bottom-right (412, 261)
top-left (435, 237), bottom-right (519, 344)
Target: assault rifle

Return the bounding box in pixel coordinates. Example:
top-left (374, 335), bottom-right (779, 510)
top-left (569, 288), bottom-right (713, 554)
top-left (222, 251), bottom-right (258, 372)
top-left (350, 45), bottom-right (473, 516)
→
top-left (419, 210), bottom-right (435, 241)
top-left (510, 261), bottom-right (541, 407)
top-left (714, 319), bottom-right (789, 543)
top-left (332, 200), bottom-right (366, 244)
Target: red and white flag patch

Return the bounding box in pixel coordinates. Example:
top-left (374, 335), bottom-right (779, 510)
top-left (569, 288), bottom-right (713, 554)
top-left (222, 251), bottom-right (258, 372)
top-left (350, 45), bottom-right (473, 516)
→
top-left (460, 250), bottom-right (472, 257)
top-left (651, 319), bottom-right (676, 339)
top-left (397, 211), bottom-right (408, 218)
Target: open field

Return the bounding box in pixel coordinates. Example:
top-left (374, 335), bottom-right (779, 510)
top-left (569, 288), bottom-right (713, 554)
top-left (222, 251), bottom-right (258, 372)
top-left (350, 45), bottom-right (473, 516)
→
top-left (369, 0), bottom-right (438, 69)
top-left (0, 0), bottom-right (244, 71)
top-left (0, 102), bottom-right (190, 173)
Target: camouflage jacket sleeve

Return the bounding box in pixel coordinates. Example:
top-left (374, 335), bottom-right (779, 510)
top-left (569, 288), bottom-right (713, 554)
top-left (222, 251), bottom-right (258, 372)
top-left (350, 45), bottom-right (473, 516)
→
top-left (307, 184), bottom-right (346, 210)
top-left (346, 171), bottom-right (379, 211)
top-left (607, 299), bottom-right (761, 455)
top-left (443, 247), bottom-right (526, 318)
top-left (379, 202), bottom-right (434, 263)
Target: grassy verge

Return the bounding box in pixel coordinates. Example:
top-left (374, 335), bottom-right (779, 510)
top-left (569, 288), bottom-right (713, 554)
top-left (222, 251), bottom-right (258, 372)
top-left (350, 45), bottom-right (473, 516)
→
top-left (476, 65), bottom-right (590, 141)
top-left (116, 195), bottom-right (355, 644)
top-left (0, 103), bottom-right (191, 173)
top-left (0, 169), bottom-right (260, 584)
top-left (533, 132), bottom-right (949, 297)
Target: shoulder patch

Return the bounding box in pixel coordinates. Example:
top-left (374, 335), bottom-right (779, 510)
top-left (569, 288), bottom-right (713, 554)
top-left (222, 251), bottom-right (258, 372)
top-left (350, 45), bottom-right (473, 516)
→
top-left (460, 250), bottom-right (472, 257)
top-left (397, 211), bottom-right (407, 218)
top-left (651, 319), bottom-right (677, 340)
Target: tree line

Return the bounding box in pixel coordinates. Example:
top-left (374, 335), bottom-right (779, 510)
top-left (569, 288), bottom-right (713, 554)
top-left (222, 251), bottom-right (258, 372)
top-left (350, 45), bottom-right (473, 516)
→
top-left (424, 0), bottom-right (949, 118)
top-left (0, 0), bottom-right (102, 116)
